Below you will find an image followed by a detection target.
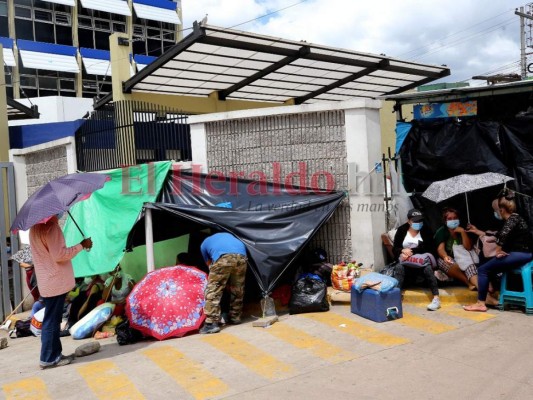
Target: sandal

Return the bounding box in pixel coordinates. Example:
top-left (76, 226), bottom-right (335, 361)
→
top-left (463, 304), bottom-right (487, 312)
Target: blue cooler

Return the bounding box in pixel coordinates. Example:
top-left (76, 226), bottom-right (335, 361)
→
top-left (350, 287), bottom-right (403, 322)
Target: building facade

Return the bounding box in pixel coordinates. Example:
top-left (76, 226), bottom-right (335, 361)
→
top-left (1, 0), bottom-right (182, 100)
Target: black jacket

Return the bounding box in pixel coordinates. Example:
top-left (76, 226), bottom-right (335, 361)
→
top-left (392, 223), bottom-right (436, 259)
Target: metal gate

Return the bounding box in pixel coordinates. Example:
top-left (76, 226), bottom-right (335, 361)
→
top-left (1, 162), bottom-right (21, 321)
top-left (75, 100), bottom-right (192, 172)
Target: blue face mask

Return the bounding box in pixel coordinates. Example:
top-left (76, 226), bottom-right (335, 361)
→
top-left (411, 222), bottom-right (423, 231)
top-left (446, 219), bottom-right (460, 229)
top-left (494, 211), bottom-right (502, 220)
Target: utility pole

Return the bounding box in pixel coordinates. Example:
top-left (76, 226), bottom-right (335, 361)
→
top-left (515, 4), bottom-right (533, 79)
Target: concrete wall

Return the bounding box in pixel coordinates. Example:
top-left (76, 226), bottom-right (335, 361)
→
top-left (189, 99), bottom-right (385, 268)
top-left (8, 97), bottom-right (94, 127)
top-left (10, 137), bottom-right (77, 214)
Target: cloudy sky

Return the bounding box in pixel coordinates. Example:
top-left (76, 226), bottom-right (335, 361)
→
top-left (181, 0), bottom-right (530, 85)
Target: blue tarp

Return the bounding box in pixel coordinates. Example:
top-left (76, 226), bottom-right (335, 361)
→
top-left (395, 122), bottom-right (412, 154)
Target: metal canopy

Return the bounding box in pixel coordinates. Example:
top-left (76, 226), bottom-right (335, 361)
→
top-left (7, 97), bottom-right (39, 121)
top-left (382, 80), bottom-right (533, 105)
top-left (123, 23), bottom-right (450, 105)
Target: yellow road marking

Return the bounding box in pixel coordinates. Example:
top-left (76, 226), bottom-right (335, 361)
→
top-left (439, 304), bottom-right (497, 322)
top-left (398, 312), bottom-right (456, 334)
top-left (201, 332), bottom-right (294, 379)
top-left (266, 322), bottom-right (358, 363)
top-left (402, 289), bottom-right (478, 305)
top-left (77, 360), bottom-right (144, 400)
top-left (407, 302), bottom-right (497, 322)
top-left (3, 377), bottom-right (51, 400)
top-left (302, 312), bottom-right (410, 346)
top-left (142, 346), bottom-right (228, 400)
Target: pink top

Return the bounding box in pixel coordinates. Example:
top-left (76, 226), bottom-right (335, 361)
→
top-left (29, 216), bottom-right (82, 297)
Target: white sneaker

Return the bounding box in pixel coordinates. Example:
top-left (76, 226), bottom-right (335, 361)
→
top-left (427, 298), bottom-right (441, 311)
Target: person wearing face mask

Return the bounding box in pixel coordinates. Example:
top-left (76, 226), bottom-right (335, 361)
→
top-left (464, 191), bottom-right (533, 312)
top-left (392, 208), bottom-right (441, 311)
top-left (434, 208), bottom-right (478, 290)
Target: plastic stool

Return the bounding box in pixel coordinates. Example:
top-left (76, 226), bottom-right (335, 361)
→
top-left (498, 260), bottom-right (533, 315)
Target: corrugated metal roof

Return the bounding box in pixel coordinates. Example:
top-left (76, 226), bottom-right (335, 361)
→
top-left (381, 80), bottom-right (533, 105)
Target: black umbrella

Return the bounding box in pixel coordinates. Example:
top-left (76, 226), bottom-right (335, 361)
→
top-left (11, 173), bottom-right (110, 237)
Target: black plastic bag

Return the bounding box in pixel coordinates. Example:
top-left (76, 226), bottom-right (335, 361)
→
top-left (115, 319), bottom-right (144, 345)
top-left (9, 318), bottom-right (34, 338)
top-left (308, 262), bottom-right (333, 286)
top-left (289, 275), bottom-right (329, 315)
top-left (379, 261), bottom-right (399, 278)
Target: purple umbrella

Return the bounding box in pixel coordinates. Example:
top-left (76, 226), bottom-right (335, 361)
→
top-left (11, 173), bottom-right (110, 236)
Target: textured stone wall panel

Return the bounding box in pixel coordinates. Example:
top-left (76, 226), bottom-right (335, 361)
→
top-left (205, 110), bottom-right (351, 265)
top-left (25, 146), bottom-right (68, 197)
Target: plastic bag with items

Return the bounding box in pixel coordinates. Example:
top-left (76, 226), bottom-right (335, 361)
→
top-left (353, 272), bottom-right (399, 293)
top-left (70, 302), bottom-right (115, 340)
top-left (289, 274), bottom-right (329, 315)
top-left (30, 307), bottom-right (45, 336)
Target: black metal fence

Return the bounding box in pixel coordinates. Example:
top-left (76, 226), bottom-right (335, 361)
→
top-left (75, 100), bottom-right (191, 172)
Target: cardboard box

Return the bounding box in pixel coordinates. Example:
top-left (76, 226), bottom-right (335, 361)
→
top-left (350, 287), bottom-right (403, 323)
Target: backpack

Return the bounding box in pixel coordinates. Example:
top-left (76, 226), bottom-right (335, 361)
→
top-left (9, 318), bottom-right (34, 338)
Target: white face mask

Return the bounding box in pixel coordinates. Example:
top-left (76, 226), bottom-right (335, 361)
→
top-left (446, 219), bottom-right (460, 229)
top-left (411, 222), bottom-right (423, 231)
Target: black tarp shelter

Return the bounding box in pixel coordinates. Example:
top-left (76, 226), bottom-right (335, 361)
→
top-left (399, 116), bottom-right (533, 232)
top-left (126, 171), bottom-right (345, 295)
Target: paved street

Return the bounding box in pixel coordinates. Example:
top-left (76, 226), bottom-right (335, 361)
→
top-left (1, 288), bottom-right (533, 400)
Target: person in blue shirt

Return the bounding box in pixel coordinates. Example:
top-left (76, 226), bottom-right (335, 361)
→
top-left (199, 232), bottom-right (247, 334)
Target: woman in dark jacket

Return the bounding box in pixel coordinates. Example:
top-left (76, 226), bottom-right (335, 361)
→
top-left (393, 208), bottom-right (441, 311)
top-left (464, 192), bottom-right (533, 312)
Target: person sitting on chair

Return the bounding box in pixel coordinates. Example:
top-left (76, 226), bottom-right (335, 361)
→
top-left (434, 208), bottom-right (478, 290)
top-left (464, 191), bottom-right (533, 312)
top-left (393, 208), bottom-right (441, 311)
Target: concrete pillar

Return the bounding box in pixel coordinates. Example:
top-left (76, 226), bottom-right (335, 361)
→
top-left (109, 33), bottom-right (135, 166)
top-left (189, 122), bottom-right (208, 172)
top-left (0, 46), bottom-right (8, 162)
top-left (345, 99), bottom-right (386, 270)
top-left (72, 2), bottom-right (83, 97)
top-left (7, 0), bottom-right (20, 99)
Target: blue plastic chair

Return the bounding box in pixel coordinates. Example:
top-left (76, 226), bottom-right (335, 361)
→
top-left (498, 260), bottom-right (533, 315)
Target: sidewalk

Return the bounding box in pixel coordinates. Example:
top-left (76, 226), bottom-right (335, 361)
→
top-left (1, 286), bottom-right (532, 399)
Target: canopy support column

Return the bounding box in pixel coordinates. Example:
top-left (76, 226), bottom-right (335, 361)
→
top-left (145, 207), bottom-right (155, 272)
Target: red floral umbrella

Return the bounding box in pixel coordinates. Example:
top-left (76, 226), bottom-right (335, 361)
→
top-left (126, 265), bottom-right (207, 340)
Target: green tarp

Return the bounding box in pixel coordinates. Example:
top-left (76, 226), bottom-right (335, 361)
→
top-left (63, 161), bottom-right (172, 278)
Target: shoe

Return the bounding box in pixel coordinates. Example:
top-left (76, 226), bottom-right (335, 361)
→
top-left (427, 298), bottom-right (441, 311)
top-left (59, 329), bottom-right (71, 337)
top-left (199, 323), bottom-right (220, 334)
top-left (229, 319), bottom-right (242, 325)
top-left (40, 354), bottom-right (74, 370)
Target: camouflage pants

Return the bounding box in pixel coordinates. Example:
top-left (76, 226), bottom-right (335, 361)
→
top-left (204, 254), bottom-right (247, 324)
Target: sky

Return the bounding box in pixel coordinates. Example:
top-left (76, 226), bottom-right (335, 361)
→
top-left (181, 0), bottom-right (531, 86)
